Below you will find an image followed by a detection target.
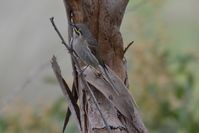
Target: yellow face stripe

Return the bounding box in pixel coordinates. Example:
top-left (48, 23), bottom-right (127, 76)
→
top-left (74, 27), bottom-right (81, 35)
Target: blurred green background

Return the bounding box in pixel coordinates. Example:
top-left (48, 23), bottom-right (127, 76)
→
top-left (0, 0), bottom-right (198, 133)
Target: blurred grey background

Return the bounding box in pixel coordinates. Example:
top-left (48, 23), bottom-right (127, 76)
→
top-left (0, 0), bottom-right (73, 110)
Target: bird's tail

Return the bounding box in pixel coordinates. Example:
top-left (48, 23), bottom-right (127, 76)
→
top-left (100, 64), bottom-right (120, 95)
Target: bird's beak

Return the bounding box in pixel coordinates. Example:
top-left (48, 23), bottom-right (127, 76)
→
top-left (69, 23), bottom-right (76, 29)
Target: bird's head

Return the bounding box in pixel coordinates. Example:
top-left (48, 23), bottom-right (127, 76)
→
top-left (70, 23), bottom-right (84, 37)
top-left (70, 23), bottom-right (98, 47)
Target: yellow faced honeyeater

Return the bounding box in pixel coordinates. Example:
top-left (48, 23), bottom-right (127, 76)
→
top-left (70, 23), bottom-right (120, 94)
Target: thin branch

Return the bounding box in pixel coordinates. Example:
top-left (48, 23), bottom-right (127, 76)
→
top-left (50, 17), bottom-right (112, 133)
top-left (62, 83), bottom-right (78, 132)
top-left (51, 56), bottom-right (81, 132)
top-left (0, 61), bottom-right (50, 115)
top-left (50, 17), bottom-right (71, 51)
top-left (124, 40), bottom-right (134, 54)
top-left (0, 47), bottom-right (67, 116)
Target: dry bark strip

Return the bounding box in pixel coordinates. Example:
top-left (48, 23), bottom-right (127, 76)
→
top-left (51, 56), bottom-right (81, 132)
top-left (50, 18), bottom-right (112, 133)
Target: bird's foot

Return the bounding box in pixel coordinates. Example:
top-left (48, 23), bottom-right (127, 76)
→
top-left (78, 65), bottom-right (89, 77)
top-left (94, 70), bottom-right (102, 78)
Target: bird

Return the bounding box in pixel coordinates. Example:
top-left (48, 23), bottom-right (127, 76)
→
top-left (71, 23), bottom-right (98, 48)
top-left (70, 23), bottom-right (120, 94)
top-left (71, 23), bottom-right (100, 70)
top-left (70, 23), bottom-right (106, 67)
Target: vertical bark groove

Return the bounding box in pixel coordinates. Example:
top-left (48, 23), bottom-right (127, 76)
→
top-left (62, 0), bottom-right (148, 132)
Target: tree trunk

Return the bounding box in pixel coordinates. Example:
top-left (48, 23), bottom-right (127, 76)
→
top-left (62, 0), bottom-right (148, 132)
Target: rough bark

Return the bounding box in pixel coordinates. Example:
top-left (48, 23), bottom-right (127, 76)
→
top-left (62, 0), bottom-right (148, 132)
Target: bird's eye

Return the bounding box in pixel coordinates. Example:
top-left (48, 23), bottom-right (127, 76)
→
top-left (74, 27), bottom-right (81, 35)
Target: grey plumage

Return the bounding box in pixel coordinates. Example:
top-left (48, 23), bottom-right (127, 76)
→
top-left (71, 23), bottom-right (120, 94)
top-left (72, 24), bottom-right (106, 68)
top-left (72, 34), bottom-right (100, 69)
top-left (73, 24), bottom-right (98, 48)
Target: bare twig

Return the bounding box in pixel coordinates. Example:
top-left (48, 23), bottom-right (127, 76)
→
top-left (51, 56), bottom-right (81, 132)
top-left (0, 61), bottom-right (50, 115)
top-left (124, 40), bottom-right (134, 54)
top-left (50, 17), bottom-right (112, 133)
top-left (50, 17), bottom-right (71, 51)
top-left (62, 83), bottom-right (78, 132)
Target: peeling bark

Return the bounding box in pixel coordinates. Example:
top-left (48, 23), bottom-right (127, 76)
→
top-left (61, 0), bottom-right (148, 132)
